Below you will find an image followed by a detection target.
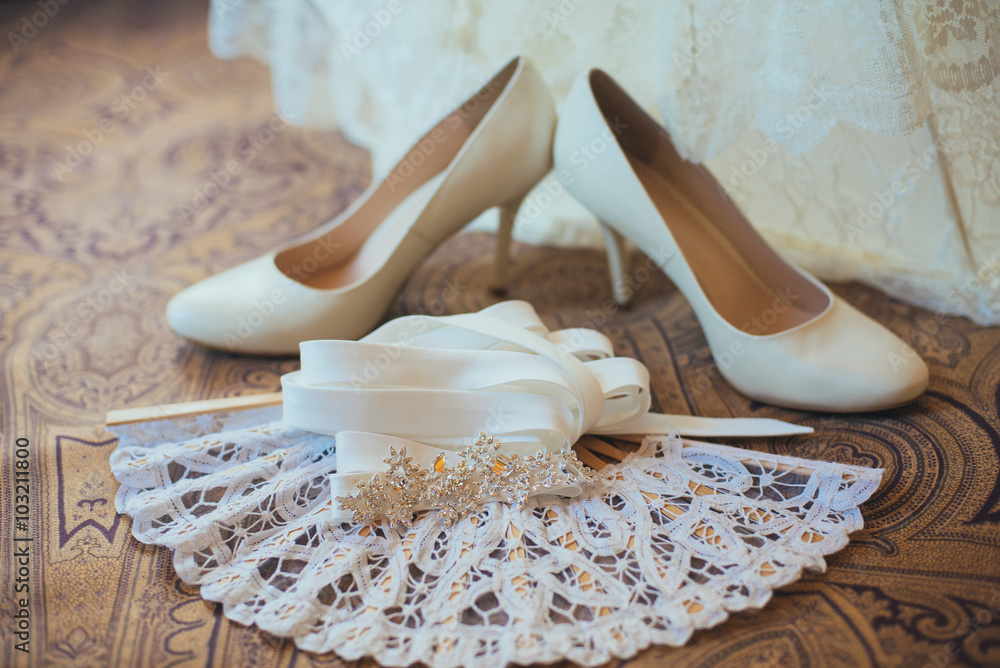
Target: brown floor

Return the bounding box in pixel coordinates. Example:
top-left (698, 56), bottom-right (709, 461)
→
top-left (2, 1), bottom-right (999, 666)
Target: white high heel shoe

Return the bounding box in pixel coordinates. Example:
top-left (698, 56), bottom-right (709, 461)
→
top-left (167, 56), bottom-right (555, 355)
top-left (554, 69), bottom-right (929, 412)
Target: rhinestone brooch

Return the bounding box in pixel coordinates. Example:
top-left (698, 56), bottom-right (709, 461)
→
top-left (335, 432), bottom-right (598, 528)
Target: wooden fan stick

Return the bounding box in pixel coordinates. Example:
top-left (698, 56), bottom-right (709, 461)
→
top-left (105, 392), bottom-right (283, 427)
top-left (106, 394), bottom-right (630, 475)
top-left (571, 446), bottom-right (607, 471)
top-left (577, 435), bottom-right (629, 462)
top-left (111, 397), bottom-right (818, 479)
top-left (572, 435), bottom-right (630, 471)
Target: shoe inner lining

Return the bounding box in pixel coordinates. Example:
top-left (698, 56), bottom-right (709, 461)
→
top-left (627, 155), bottom-right (820, 335)
top-left (271, 58), bottom-right (520, 291)
top-left (296, 171), bottom-right (447, 290)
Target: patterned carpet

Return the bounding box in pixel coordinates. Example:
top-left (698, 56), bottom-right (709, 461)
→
top-left (2, 1), bottom-right (999, 666)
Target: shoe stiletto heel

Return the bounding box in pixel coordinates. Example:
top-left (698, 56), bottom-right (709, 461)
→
top-left (492, 192), bottom-right (527, 293)
top-left (167, 57), bottom-right (556, 354)
top-left (554, 69), bottom-right (928, 412)
top-left (599, 221), bottom-right (631, 306)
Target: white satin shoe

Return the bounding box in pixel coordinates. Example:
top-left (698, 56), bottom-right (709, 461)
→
top-left (554, 69), bottom-right (929, 412)
top-left (167, 56), bottom-right (555, 355)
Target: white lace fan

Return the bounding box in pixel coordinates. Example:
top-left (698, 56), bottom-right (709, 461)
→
top-left (106, 301), bottom-right (881, 668)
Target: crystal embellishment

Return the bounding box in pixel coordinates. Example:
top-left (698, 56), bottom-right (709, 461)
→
top-left (335, 432), bottom-right (599, 528)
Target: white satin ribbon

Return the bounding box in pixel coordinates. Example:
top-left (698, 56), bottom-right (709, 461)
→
top-left (279, 301), bottom-right (812, 521)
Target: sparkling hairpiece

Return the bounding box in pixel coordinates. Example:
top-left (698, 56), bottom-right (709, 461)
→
top-left (336, 432), bottom-right (598, 528)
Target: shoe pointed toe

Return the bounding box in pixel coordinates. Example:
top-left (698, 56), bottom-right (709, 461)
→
top-left (812, 299), bottom-right (929, 411)
top-left (165, 285), bottom-right (207, 343)
top-left (720, 297), bottom-right (929, 412)
top-left (830, 307), bottom-right (928, 410)
top-left (166, 256), bottom-right (300, 354)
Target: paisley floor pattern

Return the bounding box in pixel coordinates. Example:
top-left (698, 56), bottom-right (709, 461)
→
top-left (1, 1), bottom-right (998, 666)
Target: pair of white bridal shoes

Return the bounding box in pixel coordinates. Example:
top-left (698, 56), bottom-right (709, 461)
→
top-left (168, 57), bottom-right (554, 353)
top-left (167, 57), bottom-right (928, 413)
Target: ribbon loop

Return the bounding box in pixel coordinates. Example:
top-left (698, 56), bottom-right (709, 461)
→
top-left (279, 301), bottom-right (812, 523)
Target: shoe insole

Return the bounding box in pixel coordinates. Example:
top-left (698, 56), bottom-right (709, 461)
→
top-left (627, 156), bottom-right (817, 334)
top-left (302, 171), bottom-right (448, 290)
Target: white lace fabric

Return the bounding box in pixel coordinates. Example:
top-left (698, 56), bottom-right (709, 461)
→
top-left (208, 0), bottom-right (1000, 323)
top-left (109, 407), bottom-right (881, 667)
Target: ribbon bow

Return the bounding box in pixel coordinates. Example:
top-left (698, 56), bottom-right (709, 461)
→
top-left (280, 301), bottom-right (810, 523)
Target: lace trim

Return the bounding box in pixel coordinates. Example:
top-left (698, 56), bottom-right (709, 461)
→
top-left (109, 411), bottom-right (880, 667)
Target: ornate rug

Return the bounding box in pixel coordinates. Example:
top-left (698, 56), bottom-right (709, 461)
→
top-left (1, 1), bottom-right (998, 666)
